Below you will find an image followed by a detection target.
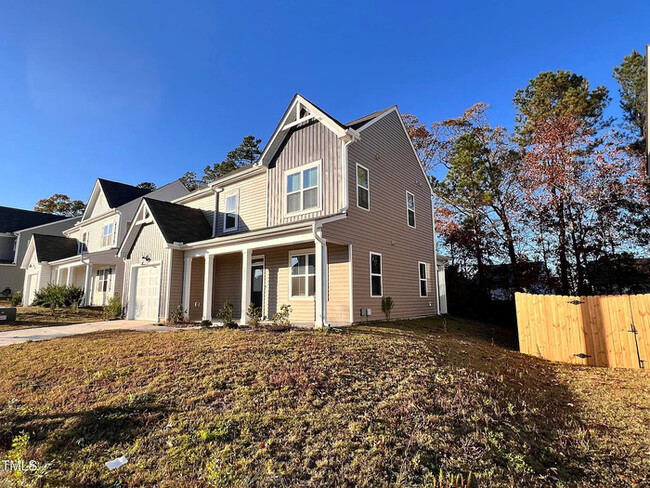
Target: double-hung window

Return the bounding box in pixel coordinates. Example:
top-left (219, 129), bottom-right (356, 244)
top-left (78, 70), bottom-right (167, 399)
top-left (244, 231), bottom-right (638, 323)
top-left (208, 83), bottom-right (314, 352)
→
top-left (406, 191), bottom-right (416, 228)
top-left (102, 223), bottom-right (116, 247)
top-left (370, 252), bottom-right (383, 297)
top-left (357, 164), bottom-right (370, 210)
top-left (418, 262), bottom-right (428, 297)
top-left (224, 192), bottom-right (239, 232)
top-left (96, 268), bottom-right (113, 292)
top-left (286, 162), bottom-right (320, 214)
top-left (290, 252), bottom-right (316, 298)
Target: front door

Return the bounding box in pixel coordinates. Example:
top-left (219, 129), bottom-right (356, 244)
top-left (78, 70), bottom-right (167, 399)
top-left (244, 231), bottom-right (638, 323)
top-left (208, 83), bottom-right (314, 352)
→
top-left (94, 267), bottom-right (114, 306)
top-left (250, 259), bottom-right (264, 312)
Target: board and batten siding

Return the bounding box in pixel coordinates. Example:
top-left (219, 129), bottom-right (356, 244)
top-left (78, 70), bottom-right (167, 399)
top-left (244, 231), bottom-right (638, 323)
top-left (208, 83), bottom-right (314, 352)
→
top-left (322, 110), bottom-right (438, 321)
top-left (123, 223), bottom-right (169, 321)
top-left (211, 253), bottom-right (243, 319)
top-left (168, 249), bottom-right (184, 315)
top-left (266, 121), bottom-right (343, 227)
top-left (216, 173), bottom-right (267, 237)
top-left (188, 257), bottom-right (205, 322)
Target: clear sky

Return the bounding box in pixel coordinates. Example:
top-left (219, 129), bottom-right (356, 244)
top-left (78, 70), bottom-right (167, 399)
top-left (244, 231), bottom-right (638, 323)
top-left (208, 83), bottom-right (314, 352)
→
top-left (1, 0), bottom-right (648, 209)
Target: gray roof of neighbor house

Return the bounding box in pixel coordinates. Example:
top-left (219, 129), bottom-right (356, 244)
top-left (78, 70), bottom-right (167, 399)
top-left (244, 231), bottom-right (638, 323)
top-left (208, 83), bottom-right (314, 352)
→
top-left (32, 234), bottom-right (79, 262)
top-left (98, 178), bottom-right (151, 209)
top-left (0, 206), bottom-right (68, 233)
top-left (144, 198), bottom-right (213, 244)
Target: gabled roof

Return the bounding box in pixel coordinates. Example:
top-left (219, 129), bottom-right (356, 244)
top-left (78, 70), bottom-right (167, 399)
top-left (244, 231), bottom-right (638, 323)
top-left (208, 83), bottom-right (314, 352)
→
top-left (32, 234), bottom-right (79, 262)
top-left (142, 198), bottom-right (213, 244)
top-left (345, 107), bottom-right (395, 131)
top-left (98, 179), bottom-right (151, 208)
top-left (0, 206), bottom-right (68, 233)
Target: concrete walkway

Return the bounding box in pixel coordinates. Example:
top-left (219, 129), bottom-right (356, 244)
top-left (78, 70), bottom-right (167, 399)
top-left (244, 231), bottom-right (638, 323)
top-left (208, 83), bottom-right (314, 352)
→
top-left (0, 320), bottom-right (177, 347)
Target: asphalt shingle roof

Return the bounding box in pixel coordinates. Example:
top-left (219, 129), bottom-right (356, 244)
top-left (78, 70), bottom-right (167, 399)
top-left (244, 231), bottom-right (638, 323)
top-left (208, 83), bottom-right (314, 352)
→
top-left (0, 206), bottom-right (68, 233)
top-left (98, 179), bottom-right (151, 209)
top-left (32, 234), bottom-right (79, 263)
top-left (144, 198), bottom-right (213, 244)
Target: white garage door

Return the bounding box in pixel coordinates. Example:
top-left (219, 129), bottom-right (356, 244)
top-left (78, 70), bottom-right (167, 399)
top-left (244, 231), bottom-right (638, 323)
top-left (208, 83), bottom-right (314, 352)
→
top-left (132, 265), bottom-right (161, 321)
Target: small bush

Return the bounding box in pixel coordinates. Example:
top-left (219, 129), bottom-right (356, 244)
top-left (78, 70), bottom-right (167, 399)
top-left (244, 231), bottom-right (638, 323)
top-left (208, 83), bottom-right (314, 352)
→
top-left (10, 291), bottom-right (22, 307)
top-left (33, 284), bottom-right (83, 310)
top-left (381, 296), bottom-right (395, 320)
top-left (169, 305), bottom-right (187, 324)
top-left (102, 294), bottom-right (122, 320)
top-left (247, 303), bottom-right (262, 327)
top-left (272, 304), bottom-right (292, 328)
top-left (217, 301), bottom-right (237, 327)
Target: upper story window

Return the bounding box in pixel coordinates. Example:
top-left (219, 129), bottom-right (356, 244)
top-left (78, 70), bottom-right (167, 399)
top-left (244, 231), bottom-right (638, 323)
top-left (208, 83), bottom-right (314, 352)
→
top-left (370, 252), bottom-right (383, 297)
top-left (224, 192), bottom-right (239, 232)
top-left (290, 251), bottom-right (316, 298)
top-left (419, 262), bottom-right (428, 297)
top-left (79, 232), bottom-right (89, 254)
top-left (101, 222), bottom-right (116, 248)
top-left (406, 191), bottom-right (416, 228)
top-left (357, 164), bottom-right (370, 210)
top-left (286, 161), bottom-right (320, 215)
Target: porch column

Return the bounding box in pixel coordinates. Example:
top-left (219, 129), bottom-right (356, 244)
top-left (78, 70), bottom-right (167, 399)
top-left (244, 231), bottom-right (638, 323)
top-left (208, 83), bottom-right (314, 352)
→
top-left (240, 249), bottom-right (252, 325)
top-left (202, 255), bottom-right (214, 321)
top-left (183, 257), bottom-right (192, 319)
top-left (315, 238), bottom-right (328, 328)
top-left (66, 267), bottom-right (73, 286)
top-left (55, 268), bottom-right (61, 285)
top-left (83, 264), bottom-right (93, 306)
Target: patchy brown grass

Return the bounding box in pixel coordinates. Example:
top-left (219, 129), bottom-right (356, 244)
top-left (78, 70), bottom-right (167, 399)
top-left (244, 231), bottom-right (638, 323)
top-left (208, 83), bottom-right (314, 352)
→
top-left (0, 316), bottom-right (647, 487)
top-left (0, 306), bottom-right (105, 332)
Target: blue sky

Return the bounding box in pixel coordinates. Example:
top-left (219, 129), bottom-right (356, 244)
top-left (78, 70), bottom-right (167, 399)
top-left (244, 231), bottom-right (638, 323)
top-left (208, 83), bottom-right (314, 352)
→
top-left (1, 0), bottom-right (648, 209)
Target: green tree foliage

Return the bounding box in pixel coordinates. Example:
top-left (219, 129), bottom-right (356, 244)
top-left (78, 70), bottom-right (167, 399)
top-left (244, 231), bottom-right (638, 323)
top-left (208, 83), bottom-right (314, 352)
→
top-left (613, 49), bottom-right (647, 153)
top-left (136, 182), bottom-right (157, 191)
top-left (179, 171), bottom-right (201, 192)
top-left (202, 135), bottom-right (262, 185)
top-left (34, 194), bottom-right (85, 217)
top-left (513, 70), bottom-right (610, 142)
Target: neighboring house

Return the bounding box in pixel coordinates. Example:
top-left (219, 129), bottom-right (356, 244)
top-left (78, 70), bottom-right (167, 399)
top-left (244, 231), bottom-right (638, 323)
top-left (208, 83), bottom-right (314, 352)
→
top-left (21, 178), bottom-right (188, 306)
top-left (0, 206), bottom-right (78, 296)
top-left (118, 94), bottom-right (441, 326)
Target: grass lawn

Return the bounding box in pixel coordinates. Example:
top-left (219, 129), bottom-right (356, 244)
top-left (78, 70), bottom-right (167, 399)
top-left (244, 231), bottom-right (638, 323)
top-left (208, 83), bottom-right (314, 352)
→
top-left (0, 306), bottom-right (105, 332)
top-left (0, 316), bottom-right (648, 487)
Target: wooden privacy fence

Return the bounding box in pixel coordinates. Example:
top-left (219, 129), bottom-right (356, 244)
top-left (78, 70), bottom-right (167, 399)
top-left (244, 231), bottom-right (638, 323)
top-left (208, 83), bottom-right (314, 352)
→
top-left (515, 292), bottom-right (649, 369)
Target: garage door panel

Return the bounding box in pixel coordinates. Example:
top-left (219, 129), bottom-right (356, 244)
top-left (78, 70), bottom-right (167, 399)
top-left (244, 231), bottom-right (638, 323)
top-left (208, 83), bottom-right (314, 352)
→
top-left (132, 265), bottom-right (161, 321)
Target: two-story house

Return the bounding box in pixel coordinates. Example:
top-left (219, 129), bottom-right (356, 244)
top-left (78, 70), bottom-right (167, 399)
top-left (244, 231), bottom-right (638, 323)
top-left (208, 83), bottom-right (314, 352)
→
top-left (0, 206), bottom-right (78, 297)
top-left (118, 95), bottom-right (440, 326)
top-left (21, 178), bottom-right (188, 306)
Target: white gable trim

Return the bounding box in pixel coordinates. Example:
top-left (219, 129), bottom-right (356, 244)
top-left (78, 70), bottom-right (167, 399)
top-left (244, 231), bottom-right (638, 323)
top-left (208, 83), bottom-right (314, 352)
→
top-left (20, 236), bottom-right (37, 269)
top-left (117, 200), bottom-right (167, 258)
top-left (359, 106), bottom-right (433, 195)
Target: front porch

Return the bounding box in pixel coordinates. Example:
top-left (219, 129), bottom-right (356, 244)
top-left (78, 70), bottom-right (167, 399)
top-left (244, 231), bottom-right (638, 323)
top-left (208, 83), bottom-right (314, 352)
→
top-left (181, 235), bottom-right (351, 327)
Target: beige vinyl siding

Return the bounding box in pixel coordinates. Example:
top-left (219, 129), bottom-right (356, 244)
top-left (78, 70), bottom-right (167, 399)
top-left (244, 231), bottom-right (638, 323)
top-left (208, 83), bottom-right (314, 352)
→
top-left (168, 250), bottom-right (184, 315)
top-left (322, 111), bottom-right (438, 321)
top-left (211, 253), bottom-right (243, 319)
top-left (216, 173), bottom-right (267, 236)
top-left (86, 192), bottom-right (111, 219)
top-left (326, 244), bottom-right (350, 325)
top-left (188, 257), bottom-right (205, 321)
top-left (266, 121), bottom-right (343, 227)
top-left (67, 214), bottom-right (120, 254)
top-left (123, 223), bottom-right (168, 321)
top-left (184, 194), bottom-right (216, 233)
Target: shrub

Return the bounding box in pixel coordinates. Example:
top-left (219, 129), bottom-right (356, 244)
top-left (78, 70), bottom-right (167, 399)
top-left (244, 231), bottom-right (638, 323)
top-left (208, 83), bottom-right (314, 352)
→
top-left (169, 305), bottom-right (187, 324)
top-left (102, 294), bottom-right (122, 320)
top-left (10, 291), bottom-right (22, 307)
top-left (272, 304), bottom-right (292, 327)
top-left (247, 303), bottom-right (262, 327)
top-left (381, 296), bottom-right (395, 320)
top-left (33, 284), bottom-right (84, 310)
top-left (217, 301), bottom-right (237, 328)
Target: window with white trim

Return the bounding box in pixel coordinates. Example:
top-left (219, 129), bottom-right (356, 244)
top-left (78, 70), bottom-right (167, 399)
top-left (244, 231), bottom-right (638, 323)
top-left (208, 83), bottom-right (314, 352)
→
top-left (357, 164), bottom-right (370, 210)
top-left (406, 191), bottom-right (416, 228)
top-left (101, 223), bottom-right (116, 247)
top-left (96, 268), bottom-right (113, 292)
top-left (224, 193), bottom-right (239, 232)
top-left (290, 252), bottom-right (315, 298)
top-left (370, 252), bottom-right (383, 297)
top-left (418, 262), bottom-right (428, 297)
top-left (286, 162), bottom-right (320, 214)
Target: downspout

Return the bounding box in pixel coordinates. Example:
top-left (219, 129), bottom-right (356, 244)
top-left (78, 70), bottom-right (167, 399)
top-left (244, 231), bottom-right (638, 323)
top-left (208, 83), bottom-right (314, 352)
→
top-left (211, 187), bottom-right (224, 237)
top-left (164, 247), bottom-right (173, 320)
top-left (339, 129), bottom-right (359, 214)
top-left (313, 221), bottom-right (329, 329)
top-left (431, 196), bottom-right (441, 315)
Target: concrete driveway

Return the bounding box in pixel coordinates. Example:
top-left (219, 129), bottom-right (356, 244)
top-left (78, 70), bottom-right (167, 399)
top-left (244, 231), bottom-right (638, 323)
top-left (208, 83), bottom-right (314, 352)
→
top-left (0, 320), bottom-right (177, 347)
